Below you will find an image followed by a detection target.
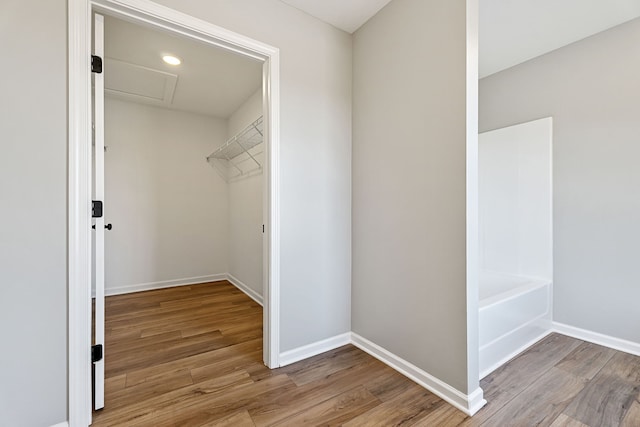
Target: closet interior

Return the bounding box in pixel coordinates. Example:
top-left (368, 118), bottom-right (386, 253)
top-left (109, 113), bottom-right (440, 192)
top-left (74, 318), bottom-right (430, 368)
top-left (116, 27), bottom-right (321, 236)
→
top-left (97, 14), bottom-right (265, 317)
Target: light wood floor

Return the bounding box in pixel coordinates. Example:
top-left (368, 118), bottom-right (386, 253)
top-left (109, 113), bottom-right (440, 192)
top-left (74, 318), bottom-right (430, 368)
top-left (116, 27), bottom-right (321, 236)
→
top-left (93, 281), bottom-right (640, 426)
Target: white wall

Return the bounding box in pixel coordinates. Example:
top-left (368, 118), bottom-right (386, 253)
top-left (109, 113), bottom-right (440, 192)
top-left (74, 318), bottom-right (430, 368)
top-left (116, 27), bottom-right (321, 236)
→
top-left (104, 98), bottom-right (229, 293)
top-left (352, 0), bottom-right (472, 394)
top-left (228, 89), bottom-right (263, 138)
top-left (138, 0), bottom-right (353, 352)
top-left (479, 118), bottom-right (553, 280)
top-left (0, 1), bottom-right (68, 426)
top-left (227, 89), bottom-right (264, 297)
top-left (480, 18), bottom-right (640, 343)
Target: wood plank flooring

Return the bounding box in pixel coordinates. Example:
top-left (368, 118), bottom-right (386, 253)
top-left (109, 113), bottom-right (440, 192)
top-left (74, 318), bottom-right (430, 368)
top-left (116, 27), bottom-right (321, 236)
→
top-left (93, 281), bottom-right (640, 426)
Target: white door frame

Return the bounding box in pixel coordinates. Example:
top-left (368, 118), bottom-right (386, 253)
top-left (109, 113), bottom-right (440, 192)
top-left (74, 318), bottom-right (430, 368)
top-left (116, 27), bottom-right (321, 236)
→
top-left (68, 0), bottom-right (281, 425)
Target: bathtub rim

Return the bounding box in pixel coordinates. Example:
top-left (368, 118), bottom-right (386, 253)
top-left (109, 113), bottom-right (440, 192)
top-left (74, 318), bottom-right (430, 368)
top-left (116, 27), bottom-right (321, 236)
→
top-left (479, 272), bottom-right (551, 310)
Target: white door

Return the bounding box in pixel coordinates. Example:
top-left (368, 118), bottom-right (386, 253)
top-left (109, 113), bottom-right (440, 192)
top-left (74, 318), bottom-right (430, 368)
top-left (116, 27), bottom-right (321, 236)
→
top-left (92, 12), bottom-right (106, 411)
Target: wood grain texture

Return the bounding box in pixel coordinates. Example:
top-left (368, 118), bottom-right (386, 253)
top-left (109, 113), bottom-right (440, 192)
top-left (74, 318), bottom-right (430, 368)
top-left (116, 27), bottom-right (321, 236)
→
top-left (562, 350), bottom-right (640, 427)
top-left (268, 386), bottom-right (380, 426)
top-left (556, 342), bottom-right (616, 380)
top-left (563, 374), bottom-right (639, 427)
top-left (464, 333), bottom-right (583, 425)
top-left (412, 403), bottom-right (469, 426)
top-left (92, 283), bottom-right (640, 426)
top-left (600, 352), bottom-right (640, 386)
top-left (362, 365), bottom-right (422, 403)
top-left (209, 410), bottom-right (256, 427)
top-left (480, 367), bottom-right (586, 427)
top-left (621, 398), bottom-right (640, 427)
top-left (550, 414), bottom-right (590, 427)
top-left (342, 385), bottom-right (443, 426)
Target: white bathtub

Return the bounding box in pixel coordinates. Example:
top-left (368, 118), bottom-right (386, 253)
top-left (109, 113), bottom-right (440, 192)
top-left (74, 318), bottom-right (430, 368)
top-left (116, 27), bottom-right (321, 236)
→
top-left (479, 271), bottom-right (552, 379)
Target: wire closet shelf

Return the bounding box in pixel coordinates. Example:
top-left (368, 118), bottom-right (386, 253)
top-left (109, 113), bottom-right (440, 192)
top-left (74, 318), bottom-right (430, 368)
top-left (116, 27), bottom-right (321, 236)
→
top-left (206, 116), bottom-right (263, 182)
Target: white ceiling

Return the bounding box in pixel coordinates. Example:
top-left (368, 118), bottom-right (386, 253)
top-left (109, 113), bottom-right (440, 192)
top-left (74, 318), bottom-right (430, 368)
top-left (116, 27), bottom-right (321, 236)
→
top-left (103, 1), bottom-right (640, 112)
top-left (104, 15), bottom-right (262, 118)
top-left (279, 0), bottom-right (393, 33)
top-left (278, 0), bottom-right (640, 79)
top-left (480, 0), bottom-right (640, 78)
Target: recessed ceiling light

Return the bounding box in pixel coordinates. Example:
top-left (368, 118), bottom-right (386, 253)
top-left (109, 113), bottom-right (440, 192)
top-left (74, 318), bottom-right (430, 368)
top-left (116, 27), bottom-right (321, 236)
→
top-left (162, 55), bottom-right (181, 65)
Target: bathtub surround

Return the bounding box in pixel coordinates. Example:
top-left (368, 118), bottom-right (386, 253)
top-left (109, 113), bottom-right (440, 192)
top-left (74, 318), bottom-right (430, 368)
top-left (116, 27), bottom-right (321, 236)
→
top-left (478, 118), bottom-right (553, 378)
top-left (479, 274), bottom-right (552, 378)
top-left (480, 17), bottom-right (640, 347)
top-left (479, 118), bottom-right (553, 281)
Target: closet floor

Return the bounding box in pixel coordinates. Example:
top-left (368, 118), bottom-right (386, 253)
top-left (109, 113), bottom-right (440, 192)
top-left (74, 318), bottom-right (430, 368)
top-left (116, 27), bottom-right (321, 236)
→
top-left (92, 282), bottom-right (640, 426)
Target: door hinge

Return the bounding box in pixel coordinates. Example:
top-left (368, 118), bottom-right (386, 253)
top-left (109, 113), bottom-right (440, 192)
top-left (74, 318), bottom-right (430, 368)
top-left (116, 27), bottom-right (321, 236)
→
top-left (92, 344), bottom-right (103, 363)
top-left (92, 200), bottom-right (103, 218)
top-left (91, 55), bottom-right (103, 73)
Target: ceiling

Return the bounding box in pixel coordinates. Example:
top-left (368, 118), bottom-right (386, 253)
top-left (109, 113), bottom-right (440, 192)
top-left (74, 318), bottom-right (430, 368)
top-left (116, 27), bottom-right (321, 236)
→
top-left (278, 0), bottom-right (640, 78)
top-left (480, 0), bottom-right (640, 78)
top-left (104, 15), bottom-right (262, 118)
top-left (103, 1), bottom-right (640, 111)
top-left (279, 0), bottom-right (393, 33)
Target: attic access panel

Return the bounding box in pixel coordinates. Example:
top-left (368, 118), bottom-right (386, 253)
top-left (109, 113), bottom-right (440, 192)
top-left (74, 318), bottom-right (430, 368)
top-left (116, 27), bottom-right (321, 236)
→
top-left (104, 58), bottom-right (178, 107)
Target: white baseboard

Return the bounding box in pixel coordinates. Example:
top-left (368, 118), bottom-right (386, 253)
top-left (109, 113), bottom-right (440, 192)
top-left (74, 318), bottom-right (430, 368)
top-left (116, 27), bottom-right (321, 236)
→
top-left (226, 273), bottom-right (264, 306)
top-left (103, 274), bottom-right (227, 296)
top-left (279, 333), bottom-right (352, 367)
top-left (351, 332), bottom-right (486, 416)
top-left (50, 422), bottom-right (69, 427)
top-left (466, 387), bottom-right (487, 416)
top-left (553, 322), bottom-right (640, 357)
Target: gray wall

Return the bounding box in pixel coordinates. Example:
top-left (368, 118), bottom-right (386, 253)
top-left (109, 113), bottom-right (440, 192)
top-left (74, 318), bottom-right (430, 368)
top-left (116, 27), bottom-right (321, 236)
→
top-left (352, 0), bottom-right (471, 393)
top-left (480, 18), bottom-right (640, 343)
top-left (0, 1), bottom-right (68, 426)
top-left (227, 89), bottom-right (264, 297)
top-left (104, 98), bottom-right (229, 293)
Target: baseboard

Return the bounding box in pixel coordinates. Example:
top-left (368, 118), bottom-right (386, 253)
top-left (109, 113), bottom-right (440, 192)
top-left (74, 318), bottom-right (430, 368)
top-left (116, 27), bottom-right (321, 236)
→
top-left (553, 322), bottom-right (640, 357)
top-left (103, 274), bottom-right (227, 296)
top-left (50, 422), bottom-right (69, 427)
top-left (279, 333), bottom-right (352, 367)
top-left (466, 387), bottom-right (487, 416)
top-left (226, 273), bottom-right (264, 306)
top-left (351, 332), bottom-right (486, 416)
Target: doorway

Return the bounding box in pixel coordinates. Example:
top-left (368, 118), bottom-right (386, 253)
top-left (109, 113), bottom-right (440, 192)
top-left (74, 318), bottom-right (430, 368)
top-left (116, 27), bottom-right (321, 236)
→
top-left (92, 9), bottom-right (266, 412)
top-left (69, 0), bottom-right (281, 424)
